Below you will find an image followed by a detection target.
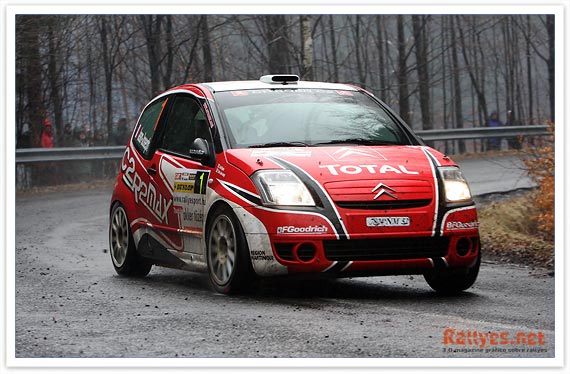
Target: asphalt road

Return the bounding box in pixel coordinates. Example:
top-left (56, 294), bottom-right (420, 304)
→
top-left (13, 174), bottom-right (554, 360)
top-left (458, 155), bottom-right (535, 196)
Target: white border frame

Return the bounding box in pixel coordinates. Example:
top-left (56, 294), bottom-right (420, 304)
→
top-left (2, 1), bottom-right (567, 373)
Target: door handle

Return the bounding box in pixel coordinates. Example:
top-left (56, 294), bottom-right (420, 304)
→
top-left (147, 167), bottom-right (157, 175)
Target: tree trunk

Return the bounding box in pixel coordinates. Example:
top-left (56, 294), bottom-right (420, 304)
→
top-left (265, 15), bottom-right (290, 73)
top-left (140, 15), bottom-right (163, 96)
top-left (99, 16), bottom-right (114, 142)
top-left (546, 15), bottom-right (554, 123)
top-left (397, 16), bottom-right (410, 125)
top-left (449, 16), bottom-right (465, 153)
top-left (328, 16), bottom-right (339, 82)
top-left (412, 15), bottom-right (432, 130)
top-left (376, 17), bottom-right (387, 102)
top-left (47, 16), bottom-right (64, 140)
top-left (201, 16), bottom-right (214, 82)
top-left (526, 16), bottom-right (534, 124)
top-left (300, 15), bottom-right (314, 80)
top-left (20, 17), bottom-right (45, 147)
top-left (163, 15), bottom-right (174, 88)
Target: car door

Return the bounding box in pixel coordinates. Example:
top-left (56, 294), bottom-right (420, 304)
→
top-left (127, 95), bottom-right (179, 253)
top-left (151, 93), bottom-right (215, 256)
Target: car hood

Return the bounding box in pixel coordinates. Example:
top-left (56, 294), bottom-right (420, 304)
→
top-left (226, 145), bottom-right (457, 209)
top-left (225, 145), bottom-right (455, 183)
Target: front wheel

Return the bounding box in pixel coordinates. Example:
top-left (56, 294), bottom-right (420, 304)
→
top-left (109, 203), bottom-right (152, 277)
top-left (424, 252), bottom-right (481, 295)
top-left (206, 205), bottom-right (254, 294)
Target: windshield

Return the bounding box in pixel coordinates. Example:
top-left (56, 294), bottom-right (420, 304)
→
top-left (213, 89), bottom-right (413, 148)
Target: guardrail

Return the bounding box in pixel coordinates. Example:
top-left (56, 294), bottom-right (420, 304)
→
top-left (15, 125), bottom-right (551, 164)
top-left (416, 125), bottom-right (551, 142)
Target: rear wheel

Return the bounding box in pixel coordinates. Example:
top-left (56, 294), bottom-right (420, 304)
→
top-left (206, 205), bottom-right (254, 294)
top-left (424, 252), bottom-right (481, 294)
top-left (109, 203), bottom-right (152, 277)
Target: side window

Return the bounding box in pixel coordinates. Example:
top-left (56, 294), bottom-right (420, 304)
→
top-left (159, 95), bottom-right (212, 157)
top-left (133, 96), bottom-right (169, 157)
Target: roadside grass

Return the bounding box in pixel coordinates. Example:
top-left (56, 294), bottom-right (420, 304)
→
top-left (478, 191), bottom-right (554, 270)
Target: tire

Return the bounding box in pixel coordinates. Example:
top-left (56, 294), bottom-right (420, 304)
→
top-left (206, 205), bottom-right (254, 294)
top-left (424, 252), bottom-right (481, 295)
top-left (109, 203), bottom-right (152, 277)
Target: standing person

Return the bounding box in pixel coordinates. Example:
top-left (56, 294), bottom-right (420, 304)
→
top-left (40, 119), bottom-right (54, 148)
top-left (75, 126), bottom-right (92, 181)
top-left (112, 118), bottom-right (130, 145)
top-left (76, 125), bottom-right (90, 147)
top-left (505, 110), bottom-right (523, 150)
top-left (57, 123), bottom-right (75, 183)
top-left (39, 119), bottom-right (56, 185)
top-left (92, 129), bottom-right (106, 146)
top-left (487, 111), bottom-right (504, 151)
top-left (58, 123), bottom-right (75, 147)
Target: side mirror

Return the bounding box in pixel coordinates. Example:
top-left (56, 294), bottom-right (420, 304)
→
top-left (188, 138), bottom-right (212, 164)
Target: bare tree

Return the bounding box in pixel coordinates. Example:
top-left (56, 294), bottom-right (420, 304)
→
top-left (263, 15), bottom-right (291, 73)
top-left (300, 15), bottom-right (314, 80)
top-left (449, 16), bottom-right (465, 153)
top-left (396, 16), bottom-right (411, 124)
top-left (17, 16), bottom-right (45, 147)
top-left (412, 15), bottom-right (432, 130)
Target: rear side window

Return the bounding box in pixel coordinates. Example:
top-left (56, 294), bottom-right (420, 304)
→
top-left (133, 96), bottom-right (169, 157)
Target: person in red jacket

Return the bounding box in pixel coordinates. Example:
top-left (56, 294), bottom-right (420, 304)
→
top-left (40, 119), bottom-right (54, 148)
top-left (39, 119), bottom-right (57, 185)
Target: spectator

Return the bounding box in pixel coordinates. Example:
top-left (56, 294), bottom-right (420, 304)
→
top-left (17, 123), bottom-right (32, 148)
top-left (74, 127), bottom-right (92, 181)
top-left (39, 119), bottom-right (56, 185)
top-left (75, 125), bottom-right (90, 147)
top-left (505, 110), bottom-right (523, 150)
top-left (487, 111), bottom-right (503, 151)
top-left (58, 123), bottom-right (75, 147)
top-left (92, 129), bottom-right (106, 146)
top-left (112, 118), bottom-right (130, 145)
top-left (40, 119), bottom-right (54, 148)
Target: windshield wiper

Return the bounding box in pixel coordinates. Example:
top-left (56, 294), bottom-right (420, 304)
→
top-left (248, 141), bottom-right (310, 148)
top-left (313, 138), bottom-right (401, 146)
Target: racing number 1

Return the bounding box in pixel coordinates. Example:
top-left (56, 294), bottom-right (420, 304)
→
top-left (194, 171), bottom-right (208, 195)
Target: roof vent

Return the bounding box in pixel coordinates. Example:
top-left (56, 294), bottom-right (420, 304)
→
top-left (260, 74), bottom-right (300, 85)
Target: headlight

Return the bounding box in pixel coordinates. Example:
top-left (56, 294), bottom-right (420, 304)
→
top-left (251, 170), bottom-right (315, 206)
top-left (438, 166), bottom-right (472, 203)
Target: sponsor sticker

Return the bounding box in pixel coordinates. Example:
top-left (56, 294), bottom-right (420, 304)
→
top-left (366, 217), bottom-right (410, 227)
top-left (277, 225), bottom-right (328, 234)
top-left (446, 221), bottom-right (479, 230)
top-left (174, 182), bottom-right (195, 193)
top-left (171, 169), bottom-right (210, 230)
top-left (121, 147), bottom-right (172, 224)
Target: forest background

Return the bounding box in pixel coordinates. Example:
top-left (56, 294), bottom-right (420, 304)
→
top-left (15, 13), bottom-right (554, 154)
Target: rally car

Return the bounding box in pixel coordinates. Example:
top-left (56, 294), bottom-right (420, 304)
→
top-left (109, 74), bottom-right (480, 294)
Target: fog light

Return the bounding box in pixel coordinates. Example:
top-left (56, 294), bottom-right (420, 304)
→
top-left (456, 238), bottom-right (471, 256)
top-left (295, 243), bottom-right (317, 262)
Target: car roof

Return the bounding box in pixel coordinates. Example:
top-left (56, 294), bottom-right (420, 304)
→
top-left (201, 80), bottom-right (359, 93)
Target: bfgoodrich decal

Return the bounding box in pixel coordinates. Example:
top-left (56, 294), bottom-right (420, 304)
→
top-left (277, 225), bottom-right (328, 234)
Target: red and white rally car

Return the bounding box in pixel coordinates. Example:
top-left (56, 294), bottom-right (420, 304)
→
top-left (109, 75), bottom-right (480, 294)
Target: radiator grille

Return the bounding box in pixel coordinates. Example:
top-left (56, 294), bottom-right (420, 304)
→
top-left (323, 237), bottom-right (449, 261)
top-left (336, 199), bottom-right (431, 210)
